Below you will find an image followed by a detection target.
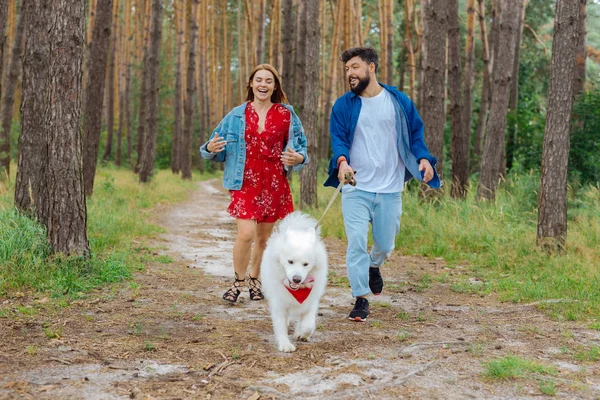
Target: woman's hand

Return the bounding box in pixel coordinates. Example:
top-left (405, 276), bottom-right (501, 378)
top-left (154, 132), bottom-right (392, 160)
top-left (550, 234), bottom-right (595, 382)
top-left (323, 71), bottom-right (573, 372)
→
top-left (207, 133), bottom-right (226, 153)
top-left (280, 147), bottom-right (304, 166)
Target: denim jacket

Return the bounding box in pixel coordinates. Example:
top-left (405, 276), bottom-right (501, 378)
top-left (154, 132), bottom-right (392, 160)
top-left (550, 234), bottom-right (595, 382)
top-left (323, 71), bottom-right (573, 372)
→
top-left (200, 102), bottom-right (309, 190)
top-left (324, 83), bottom-right (441, 189)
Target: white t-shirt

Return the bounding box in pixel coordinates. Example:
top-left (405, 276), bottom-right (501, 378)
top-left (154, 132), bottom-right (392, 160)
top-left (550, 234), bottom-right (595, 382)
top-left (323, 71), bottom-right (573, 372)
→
top-left (349, 89), bottom-right (405, 193)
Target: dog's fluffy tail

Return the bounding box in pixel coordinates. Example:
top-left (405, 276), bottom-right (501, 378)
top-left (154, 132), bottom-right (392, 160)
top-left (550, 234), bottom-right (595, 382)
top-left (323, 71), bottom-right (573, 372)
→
top-left (276, 211), bottom-right (320, 236)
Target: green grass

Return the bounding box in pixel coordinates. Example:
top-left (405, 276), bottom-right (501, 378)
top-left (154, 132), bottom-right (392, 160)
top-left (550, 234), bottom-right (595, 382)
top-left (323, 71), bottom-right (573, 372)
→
top-left (483, 355), bottom-right (557, 380)
top-left (305, 171), bottom-right (600, 320)
top-left (0, 164), bottom-right (214, 299)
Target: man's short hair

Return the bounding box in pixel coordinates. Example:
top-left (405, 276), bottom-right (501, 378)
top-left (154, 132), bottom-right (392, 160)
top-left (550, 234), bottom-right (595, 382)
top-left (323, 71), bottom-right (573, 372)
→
top-left (341, 47), bottom-right (379, 73)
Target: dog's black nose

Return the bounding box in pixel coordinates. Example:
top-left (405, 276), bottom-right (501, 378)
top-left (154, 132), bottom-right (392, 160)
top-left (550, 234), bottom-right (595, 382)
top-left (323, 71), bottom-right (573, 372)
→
top-left (292, 276), bottom-right (302, 284)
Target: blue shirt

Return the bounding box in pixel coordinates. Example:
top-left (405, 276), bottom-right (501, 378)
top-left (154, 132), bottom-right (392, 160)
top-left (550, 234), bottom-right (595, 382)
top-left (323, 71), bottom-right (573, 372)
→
top-left (200, 102), bottom-right (309, 190)
top-left (324, 83), bottom-right (441, 189)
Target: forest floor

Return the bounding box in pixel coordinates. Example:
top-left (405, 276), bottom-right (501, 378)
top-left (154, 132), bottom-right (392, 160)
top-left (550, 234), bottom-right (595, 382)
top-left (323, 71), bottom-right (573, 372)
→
top-left (1, 179), bottom-right (600, 400)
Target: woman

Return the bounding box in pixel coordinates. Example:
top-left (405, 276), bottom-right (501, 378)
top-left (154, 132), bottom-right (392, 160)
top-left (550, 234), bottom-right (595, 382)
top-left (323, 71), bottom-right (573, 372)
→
top-left (200, 64), bottom-right (308, 303)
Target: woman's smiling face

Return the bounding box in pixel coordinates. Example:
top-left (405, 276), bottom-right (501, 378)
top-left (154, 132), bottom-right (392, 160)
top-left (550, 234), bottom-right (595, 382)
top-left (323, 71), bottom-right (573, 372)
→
top-left (250, 69), bottom-right (276, 102)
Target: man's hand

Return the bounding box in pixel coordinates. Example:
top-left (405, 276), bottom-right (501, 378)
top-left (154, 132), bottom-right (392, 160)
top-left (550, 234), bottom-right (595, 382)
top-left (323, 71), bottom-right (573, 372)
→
top-left (419, 159), bottom-right (434, 183)
top-left (337, 159), bottom-right (354, 185)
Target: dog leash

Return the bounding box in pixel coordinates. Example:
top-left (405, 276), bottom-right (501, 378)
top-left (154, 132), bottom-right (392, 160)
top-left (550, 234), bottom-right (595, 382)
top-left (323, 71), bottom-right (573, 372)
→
top-left (316, 172), bottom-right (356, 227)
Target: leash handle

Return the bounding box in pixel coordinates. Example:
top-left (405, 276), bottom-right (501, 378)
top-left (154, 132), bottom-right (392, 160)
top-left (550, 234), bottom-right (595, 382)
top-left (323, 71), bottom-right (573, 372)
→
top-left (316, 171), bottom-right (357, 227)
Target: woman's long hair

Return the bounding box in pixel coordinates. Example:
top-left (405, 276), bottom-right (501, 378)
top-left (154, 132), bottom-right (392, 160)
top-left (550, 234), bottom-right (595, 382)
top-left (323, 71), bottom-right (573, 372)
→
top-left (245, 64), bottom-right (288, 104)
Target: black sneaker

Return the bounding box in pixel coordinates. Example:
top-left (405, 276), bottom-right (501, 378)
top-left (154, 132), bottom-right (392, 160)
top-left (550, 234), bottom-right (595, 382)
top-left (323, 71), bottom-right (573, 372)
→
top-left (369, 267), bottom-right (384, 295)
top-left (348, 297), bottom-right (370, 322)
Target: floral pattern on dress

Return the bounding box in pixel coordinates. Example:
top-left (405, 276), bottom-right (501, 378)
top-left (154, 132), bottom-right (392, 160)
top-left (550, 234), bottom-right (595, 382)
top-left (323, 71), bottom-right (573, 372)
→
top-left (227, 103), bottom-right (294, 223)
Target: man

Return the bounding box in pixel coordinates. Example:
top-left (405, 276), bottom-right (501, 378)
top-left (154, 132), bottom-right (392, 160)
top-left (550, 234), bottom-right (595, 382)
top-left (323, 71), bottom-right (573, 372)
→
top-left (325, 46), bottom-right (441, 322)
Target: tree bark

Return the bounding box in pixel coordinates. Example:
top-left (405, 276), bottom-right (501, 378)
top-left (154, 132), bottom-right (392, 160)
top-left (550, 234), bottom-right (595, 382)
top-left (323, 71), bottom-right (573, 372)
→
top-left (16, 0), bottom-right (89, 256)
top-left (472, 0), bottom-right (492, 173)
top-left (181, 0), bottom-right (198, 180)
top-left (102, 1), bottom-right (119, 162)
top-left (506, 0), bottom-right (527, 173)
top-left (138, 0), bottom-right (162, 183)
top-left (420, 0), bottom-right (447, 186)
top-left (448, 0), bottom-right (467, 198)
top-left (462, 0), bottom-right (476, 174)
top-left (0, 3), bottom-right (25, 177)
top-left (0, 0), bottom-right (8, 107)
top-left (572, 0), bottom-right (587, 99)
top-left (135, 0), bottom-right (152, 173)
top-left (281, 0), bottom-right (295, 104)
top-left (537, 0), bottom-right (579, 252)
top-left (256, 0), bottom-right (266, 65)
top-left (477, 0), bottom-right (519, 201)
top-left (82, 0), bottom-right (113, 196)
top-left (299, 0), bottom-right (319, 209)
top-left (171, 0), bottom-right (183, 174)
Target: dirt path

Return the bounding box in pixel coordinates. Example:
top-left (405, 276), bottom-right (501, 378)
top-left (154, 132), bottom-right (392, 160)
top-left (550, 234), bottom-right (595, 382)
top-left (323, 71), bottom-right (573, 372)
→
top-left (1, 179), bottom-right (599, 399)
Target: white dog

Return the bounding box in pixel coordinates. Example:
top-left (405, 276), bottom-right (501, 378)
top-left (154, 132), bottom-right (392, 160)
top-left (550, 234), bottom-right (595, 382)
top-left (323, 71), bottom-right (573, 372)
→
top-left (260, 212), bottom-right (328, 352)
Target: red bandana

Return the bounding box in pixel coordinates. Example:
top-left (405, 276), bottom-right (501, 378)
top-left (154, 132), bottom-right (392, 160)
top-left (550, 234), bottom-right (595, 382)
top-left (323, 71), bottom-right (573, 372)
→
top-left (284, 277), bottom-right (315, 304)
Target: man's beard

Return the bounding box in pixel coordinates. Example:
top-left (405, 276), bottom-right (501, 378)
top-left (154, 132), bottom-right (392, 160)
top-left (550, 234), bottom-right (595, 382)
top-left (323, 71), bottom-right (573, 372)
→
top-left (349, 74), bottom-right (370, 95)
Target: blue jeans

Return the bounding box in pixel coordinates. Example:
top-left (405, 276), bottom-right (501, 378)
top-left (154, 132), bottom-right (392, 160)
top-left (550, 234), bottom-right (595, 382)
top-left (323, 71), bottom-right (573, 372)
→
top-left (341, 188), bottom-right (403, 297)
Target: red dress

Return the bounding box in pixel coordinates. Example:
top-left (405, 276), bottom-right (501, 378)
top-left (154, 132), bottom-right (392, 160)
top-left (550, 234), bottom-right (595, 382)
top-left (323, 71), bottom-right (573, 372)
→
top-left (227, 103), bottom-right (294, 223)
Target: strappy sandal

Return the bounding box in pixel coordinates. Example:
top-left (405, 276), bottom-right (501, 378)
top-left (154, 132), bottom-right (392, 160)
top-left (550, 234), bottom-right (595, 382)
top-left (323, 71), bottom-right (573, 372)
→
top-left (248, 276), bottom-right (264, 301)
top-left (223, 276), bottom-right (245, 303)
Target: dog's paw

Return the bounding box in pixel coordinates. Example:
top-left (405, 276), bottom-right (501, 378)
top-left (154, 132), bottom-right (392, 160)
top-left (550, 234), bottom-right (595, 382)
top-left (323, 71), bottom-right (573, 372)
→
top-left (278, 341), bottom-right (296, 352)
top-left (296, 335), bottom-right (311, 342)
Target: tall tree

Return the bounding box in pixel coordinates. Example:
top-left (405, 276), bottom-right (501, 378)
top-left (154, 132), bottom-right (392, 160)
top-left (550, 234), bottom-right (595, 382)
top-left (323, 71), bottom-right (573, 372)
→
top-left (0, 1), bottom-right (7, 103)
top-left (181, 0), bottom-right (198, 180)
top-left (138, 0), bottom-right (163, 183)
top-left (420, 0), bottom-right (447, 183)
top-left (0, 2), bottom-right (25, 177)
top-left (448, 0), bottom-right (468, 198)
top-left (505, 0), bottom-right (527, 173)
top-left (256, 0), bottom-right (266, 64)
top-left (477, 0), bottom-right (519, 201)
top-left (572, 0), bottom-right (587, 98)
top-left (462, 0), bottom-right (476, 173)
top-left (171, 0), bottom-right (184, 174)
top-left (537, 0), bottom-right (579, 252)
top-left (135, 0), bottom-right (152, 173)
top-left (299, 0), bottom-right (319, 208)
top-left (102, 0), bottom-right (120, 162)
top-left (82, 0), bottom-right (113, 196)
top-left (472, 0), bottom-right (492, 172)
top-left (15, 0), bottom-right (89, 256)
top-left (281, 0), bottom-right (296, 104)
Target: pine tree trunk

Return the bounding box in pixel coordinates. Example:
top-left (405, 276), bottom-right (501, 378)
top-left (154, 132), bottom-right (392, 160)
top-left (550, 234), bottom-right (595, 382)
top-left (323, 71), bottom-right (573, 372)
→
top-left (171, 0), bottom-right (183, 174)
top-left (477, 0), bottom-right (519, 201)
top-left (472, 0), bottom-right (491, 173)
top-left (0, 2), bottom-right (25, 177)
top-left (462, 0), bottom-right (476, 173)
top-left (135, 0), bottom-right (152, 173)
top-left (448, 0), bottom-right (468, 198)
top-left (281, 0), bottom-right (295, 104)
top-left (506, 0), bottom-right (527, 173)
top-left (138, 0), bottom-right (162, 183)
top-left (256, 0), bottom-right (266, 65)
top-left (404, 0), bottom-right (416, 100)
top-left (299, 0), bottom-right (319, 209)
top-left (16, 0), bottom-right (89, 256)
top-left (537, 0), bottom-right (579, 252)
top-left (420, 0), bottom-right (447, 185)
top-left (82, 0), bottom-right (113, 196)
top-left (102, 1), bottom-right (119, 161)
top-left (572, 0), bottom-right (587, 99)
top-left (181, 0), bottom-right (198, 180)
top-left (0, 1), bottom-right (8, 107)
top-left (295, 1), bottom-right (306, 111)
